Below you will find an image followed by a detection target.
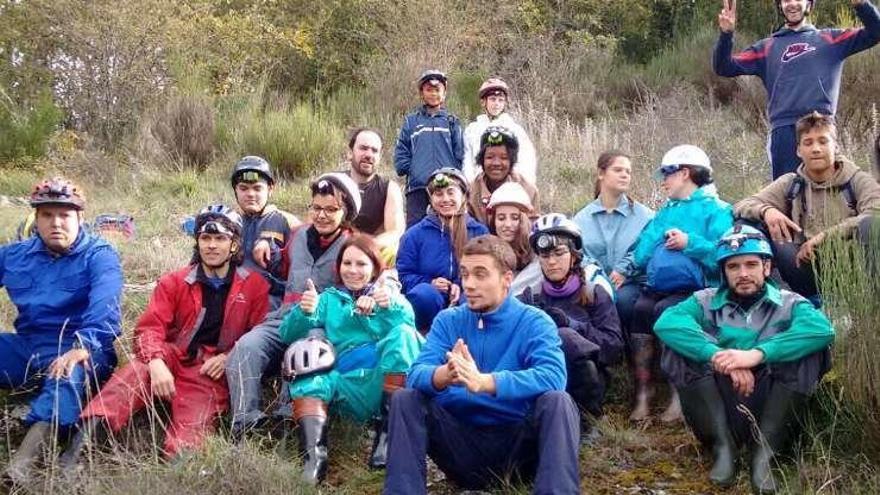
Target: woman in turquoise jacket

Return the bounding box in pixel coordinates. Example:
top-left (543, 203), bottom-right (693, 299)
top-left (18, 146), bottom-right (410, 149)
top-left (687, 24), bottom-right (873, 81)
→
top-left (628, 145), bottom-right (733, 423)
top-left (279, 235), bottom-right (423, 484)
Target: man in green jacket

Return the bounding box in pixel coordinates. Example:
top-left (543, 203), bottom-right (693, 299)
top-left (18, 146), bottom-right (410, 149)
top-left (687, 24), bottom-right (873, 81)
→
top-left (655, 225), bottom-right (834, 494)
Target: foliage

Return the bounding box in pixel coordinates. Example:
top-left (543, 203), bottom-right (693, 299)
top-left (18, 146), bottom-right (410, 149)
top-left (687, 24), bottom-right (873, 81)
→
top-left (0, 89), bottom-right (62, 161)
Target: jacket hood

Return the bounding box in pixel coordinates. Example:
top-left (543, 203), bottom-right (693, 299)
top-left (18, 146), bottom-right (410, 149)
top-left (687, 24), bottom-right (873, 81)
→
top-left (796, 156), bottom-right (860, 188)
top-left (773, 24), bottom-right (817, 37)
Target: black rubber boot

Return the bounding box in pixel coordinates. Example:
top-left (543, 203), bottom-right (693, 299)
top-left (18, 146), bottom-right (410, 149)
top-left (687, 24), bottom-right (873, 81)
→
top-left (297, 415), bottom-right (329, 485)
top-left (750, 383), bottom-right (806, 494)
top-left (368, 391), bottom-right (393, 469)
top-left (4, 421), bottom-right (52, 485)
top-left (58, 417), bottom-right (107, 472)
top-left (678, 376), bottom-right (738, 487)
top-left (568, 358), bottom-right (605, 418)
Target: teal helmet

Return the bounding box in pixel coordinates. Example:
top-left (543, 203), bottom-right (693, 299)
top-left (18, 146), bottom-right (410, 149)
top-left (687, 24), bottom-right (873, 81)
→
top-left (716, 225), bottom-right (773, 265)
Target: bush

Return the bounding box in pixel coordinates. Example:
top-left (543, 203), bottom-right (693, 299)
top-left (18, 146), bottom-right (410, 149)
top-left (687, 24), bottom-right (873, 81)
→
top-left (139, 94), bottom-right (215, 170)
top-left (0, 91), bottom-right (62, 162)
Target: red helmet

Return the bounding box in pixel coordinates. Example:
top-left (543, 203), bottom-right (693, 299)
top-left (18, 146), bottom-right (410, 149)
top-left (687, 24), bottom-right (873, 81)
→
top-left (478, 78), bottom-right (510, 99)
top-left (29, 177), bottom-right (86, 211)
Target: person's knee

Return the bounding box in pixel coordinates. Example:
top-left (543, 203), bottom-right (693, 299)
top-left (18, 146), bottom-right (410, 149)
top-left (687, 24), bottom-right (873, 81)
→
top-left (535, 390), bottom-right (575, 411)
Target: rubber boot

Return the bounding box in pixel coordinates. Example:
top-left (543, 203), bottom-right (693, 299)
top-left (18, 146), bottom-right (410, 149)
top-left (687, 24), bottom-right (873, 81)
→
top-left (58, 417), bottom-right (107, 473)
top-left (293, 398), bottom-right (329, 486)
top-left (660, 386), bottom-right (683, 423)
top-left (628, 334), bottom-right (655, 421)
top-left (4, 421), bottom-right (52, 485)
top-left (678, 376), bottom-right (738, 487)
top-left (751, 383), bottom-right (806, 494)
top-left (368, 373), bottom-right (405, 469)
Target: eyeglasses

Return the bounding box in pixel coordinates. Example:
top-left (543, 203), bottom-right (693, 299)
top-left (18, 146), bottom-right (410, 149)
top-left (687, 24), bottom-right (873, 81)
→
top-left (308, 204), bottom-right (342, 217)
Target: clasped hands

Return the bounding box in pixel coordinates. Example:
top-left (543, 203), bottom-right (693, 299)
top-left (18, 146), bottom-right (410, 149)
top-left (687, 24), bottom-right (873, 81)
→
top-left (710, 348), bottom-right (765, 397)
top-left (435, 338), bottom-right (495, 394)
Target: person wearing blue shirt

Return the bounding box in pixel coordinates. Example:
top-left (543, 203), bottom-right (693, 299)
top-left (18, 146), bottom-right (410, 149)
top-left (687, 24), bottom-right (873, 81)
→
top-left (394, 70), bottom-right (465, 227)
top-left (714, 0), bottom-right (880, 178)
top-left (573, 150), bottom-right (654, 335)
top-left (0, 178), bottom-right (123, 484)
top-left (383, 235), bottom-right (580, 495)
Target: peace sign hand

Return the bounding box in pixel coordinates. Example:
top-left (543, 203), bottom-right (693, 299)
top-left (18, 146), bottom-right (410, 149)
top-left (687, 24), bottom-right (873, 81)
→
top-left (719, 0), bottom-right (737, 33)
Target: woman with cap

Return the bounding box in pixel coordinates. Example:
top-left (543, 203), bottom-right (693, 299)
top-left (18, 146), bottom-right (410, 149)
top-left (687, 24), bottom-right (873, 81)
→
top-left (397, 167), bottom-right (489, 333)
top-left (572, 150), bottom-right (654, 357)
top-left (518, 213), bottom-right (623, 429)
top-left (278, 234), bottom-right (423, 484)
top-left (467, 126), bottom-right (539, 225)
top-left (627, 145), bottom-right (734, 422)
top-left (485, 181), bottom-right (541, 296)
top-left (463, 77), bottom-right (537, 184)
top-left (225, 172), bottom-right (363, 440)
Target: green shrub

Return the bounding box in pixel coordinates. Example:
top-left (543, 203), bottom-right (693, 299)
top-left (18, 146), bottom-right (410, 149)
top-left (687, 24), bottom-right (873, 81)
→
top-left (0, 91), bottom-right (62, 162)
top-left (142, 93), bottom-right (215, 170)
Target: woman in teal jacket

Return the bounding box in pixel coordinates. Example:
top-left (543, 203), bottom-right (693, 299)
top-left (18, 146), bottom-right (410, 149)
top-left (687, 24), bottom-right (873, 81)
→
top-left (279, 235), bottom-right (423, 484)
top-left (628, 145), bottom-right (733, 423)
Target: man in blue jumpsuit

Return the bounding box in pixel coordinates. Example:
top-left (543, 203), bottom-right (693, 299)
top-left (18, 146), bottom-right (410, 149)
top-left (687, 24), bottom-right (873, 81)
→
top-left (0, 177), bottom-right (123, 483)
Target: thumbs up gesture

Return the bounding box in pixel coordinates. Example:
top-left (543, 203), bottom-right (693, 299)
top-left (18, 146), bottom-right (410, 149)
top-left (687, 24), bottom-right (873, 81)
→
top-left (301, 278), bottom-right (319, 315)
top-left (372, 278), bottom-right (391, 309)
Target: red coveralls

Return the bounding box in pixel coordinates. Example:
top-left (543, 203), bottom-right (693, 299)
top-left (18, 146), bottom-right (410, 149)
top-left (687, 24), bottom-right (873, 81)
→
top-left (80, 265), bottom-right (269, 456)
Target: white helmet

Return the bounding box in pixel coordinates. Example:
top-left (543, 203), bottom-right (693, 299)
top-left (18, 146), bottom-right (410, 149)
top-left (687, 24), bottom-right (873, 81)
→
top-left (312, 172), bottom-right (362, 222)
top-left (530, 213), bottom-right (583, 251)
top-left (281, 329), bottom-right (336, 380)
top-left (487, 182), bottom-right (532, 212)
top-left (655, 145), bottom-right (712, 179)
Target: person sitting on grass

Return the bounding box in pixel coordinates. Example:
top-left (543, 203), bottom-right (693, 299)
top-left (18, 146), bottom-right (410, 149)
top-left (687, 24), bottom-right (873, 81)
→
top-left (230, 156), bottom-right (301, 308)
top-left (61, 205), bottom-right (270, 463)
top-left (383, 235), bottom-right (580, 495)
top-left (734, 111), bottom-right (880, 306)
top-left (0, 178), bottom-right (123, 485)
top-left (467, 126), bottom-right (539, 225)
top-left (629, 145), bottom-right (734, 422)
top-left (518, 214), bottom-right (623, 431)
top-left (397, 167), bottom-right (489, 333)
top-left (655, 225), bottom-right (834, 494)
top-left (484, 181), bottom-right (542, 296)
top-left (225, 172), bottom-right (361, 440)
top-left (278, 235), bottom-right (423, 485)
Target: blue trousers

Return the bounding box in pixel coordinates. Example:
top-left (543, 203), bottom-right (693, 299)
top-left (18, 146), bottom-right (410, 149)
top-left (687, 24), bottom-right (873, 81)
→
top-left (405, 283), bottom-right (448, 333)
top-left (614, 281), bottom-right (641, 333)
top-left (383, 389), bottom-right (581, 495)
top-left (405, 190), bottom-right (430, 229)
top-left (769, 125), bottom-right (799, 180)
top-left (0, 332), bottom-right (114, 427)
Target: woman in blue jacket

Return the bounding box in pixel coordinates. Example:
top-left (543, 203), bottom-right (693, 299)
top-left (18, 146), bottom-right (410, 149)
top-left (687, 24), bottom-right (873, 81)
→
top-left (397, 168), bottom-right (489, 332)
top-left (628, 145), bottom-right (733, 422)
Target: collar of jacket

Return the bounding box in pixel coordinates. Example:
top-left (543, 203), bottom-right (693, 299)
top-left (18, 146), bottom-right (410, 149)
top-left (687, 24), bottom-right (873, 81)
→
top-left (584, 194), bottom-right (634, 217)
top-left (666, 185), bottom-right (716, 207)
top-left (184, 264), bottom-right (250, 285)
top-left (423, 212), bottom-right (480, 231)
top-left (418, 105), bottom-right (449, 117)
top-left (241, 203), bottom-right (278, 219)
top-left (471, 293), bottom-right (517, 326)
top-left (795, 156), bottom-right (859, 188)
top-left (711, 280), bottom-right (783, 310)
top-left (27, 228), bottom-right (88, 256)
top-left (773, 23), bottom-right (817, 37)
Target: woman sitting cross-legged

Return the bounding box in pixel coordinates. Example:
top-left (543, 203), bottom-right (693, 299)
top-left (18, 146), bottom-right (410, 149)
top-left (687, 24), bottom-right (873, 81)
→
top-left (278, 234), bottom-right (423, 485)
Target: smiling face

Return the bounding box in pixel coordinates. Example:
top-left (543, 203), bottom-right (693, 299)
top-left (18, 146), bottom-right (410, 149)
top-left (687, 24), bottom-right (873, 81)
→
top-left (723, 254), bottom-right (771, 298)
top-left (538, 245), bottom-right (573, 283)
top-left (234, 181), bottom-right (271, 215)
top-left (35, 205), bottom-right (81, 253)
top-left (598, 156), bottom-right (632, 196)
top-left (339, 245), bottom-right (375, 292)
top-left (420, 81), bottom-right (446, 108)
top-left (309, 193), bottom-right (345, 235)
top-left (780, 0), bottom-right (809, 26)
top-left (348, 130), bottom-right (382, 179)
top-left (492, 205), bottom-right (524, 243)
top-left (482, 145), bottom-right (512, 183)
top-left (198, 232), bottom-right (236, 269)
top-left (797, 126), bottom-right (837, 180)
top-left (460, 253), bottom-right (512, 312)
top-left (482, 94), bottom-right (507, 118)
top-left (429, 185), bottom-right (464, 218)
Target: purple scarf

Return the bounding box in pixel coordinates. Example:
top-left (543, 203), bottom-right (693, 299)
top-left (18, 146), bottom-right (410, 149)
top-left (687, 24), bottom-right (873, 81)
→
top-left (542, 274), bottom-right (581, 298)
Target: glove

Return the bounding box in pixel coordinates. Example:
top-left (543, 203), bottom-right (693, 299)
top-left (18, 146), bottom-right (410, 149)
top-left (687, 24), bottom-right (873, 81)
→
top-left (544, 307), bottom-right (570, 329)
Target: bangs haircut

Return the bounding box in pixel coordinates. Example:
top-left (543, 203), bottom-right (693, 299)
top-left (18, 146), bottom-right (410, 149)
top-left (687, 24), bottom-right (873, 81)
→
top-left (335, 234), bottom-right (385, 285)
top-left (796, 111), bottom-right (836, 143)
top-left (462, 235), bottom-right (516, 273)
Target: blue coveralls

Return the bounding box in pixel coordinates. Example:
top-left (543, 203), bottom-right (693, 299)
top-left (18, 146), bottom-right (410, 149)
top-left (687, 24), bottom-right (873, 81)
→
top-left (0, 231), bottom-right (123, 427)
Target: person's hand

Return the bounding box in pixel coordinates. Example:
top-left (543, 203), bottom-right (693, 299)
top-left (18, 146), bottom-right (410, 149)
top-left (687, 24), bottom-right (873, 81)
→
top-left (300, 278), bottom-right (319, 314)
top-left (355, 295), bottom-right (377, 315)
top-left (448, 284), bottom-right (461, 306)
top-left (712, 349), bottom-right (764, 374)
top-left (446, 339), bottom-right (494, 394)
top-left (719, 0), bottom-right (737, 33)
top-left (763, 207), bottom-right (802, 243)
top-left (665, 229), bottom-right (689, 251)
top-left (431, 277), bottom-right (452, 293)
top-left (149, 359), bottom-right (176, 399)
top-left (48, 348), bottom-right (91, 379)
top-left (252, 239), bottom-right (272, 269)
top-left (372, 280), bottom-right (391, 309)
top-left (200, 353), bottom-right (228, 381)
top-left (610, 271), bottom-right (626, 289)
top-left (729, 368), bottom-right (755, 397)
top-left (796, 232), bottom-right (826, 267)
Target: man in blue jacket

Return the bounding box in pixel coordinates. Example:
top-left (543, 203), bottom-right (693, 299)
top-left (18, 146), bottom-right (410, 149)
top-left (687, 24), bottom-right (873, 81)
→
top-left (714, 0), bottom-right (880, 178)
top-left (383, 235), bottom-right (580, 495)
top-left (0, 177), bottom-right (123, 484)
top-left (394, 69), bottom-right (465, 228)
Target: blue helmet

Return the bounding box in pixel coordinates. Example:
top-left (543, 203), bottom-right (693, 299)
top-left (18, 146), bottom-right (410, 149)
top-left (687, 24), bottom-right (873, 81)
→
top-left (716, 225), bottom-right (773, 265)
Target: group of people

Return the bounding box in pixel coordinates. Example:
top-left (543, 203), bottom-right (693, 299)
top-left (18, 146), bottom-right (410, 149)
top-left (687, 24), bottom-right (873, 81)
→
top-left (1, 1), bottom-right (880, 494)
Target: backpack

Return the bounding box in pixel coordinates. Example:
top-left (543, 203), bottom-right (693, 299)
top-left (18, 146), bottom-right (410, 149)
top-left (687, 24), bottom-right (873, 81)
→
top-left (646, 244), bottom-right (706, 293)
top-left (785, 175), bottom-right (857, 215)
